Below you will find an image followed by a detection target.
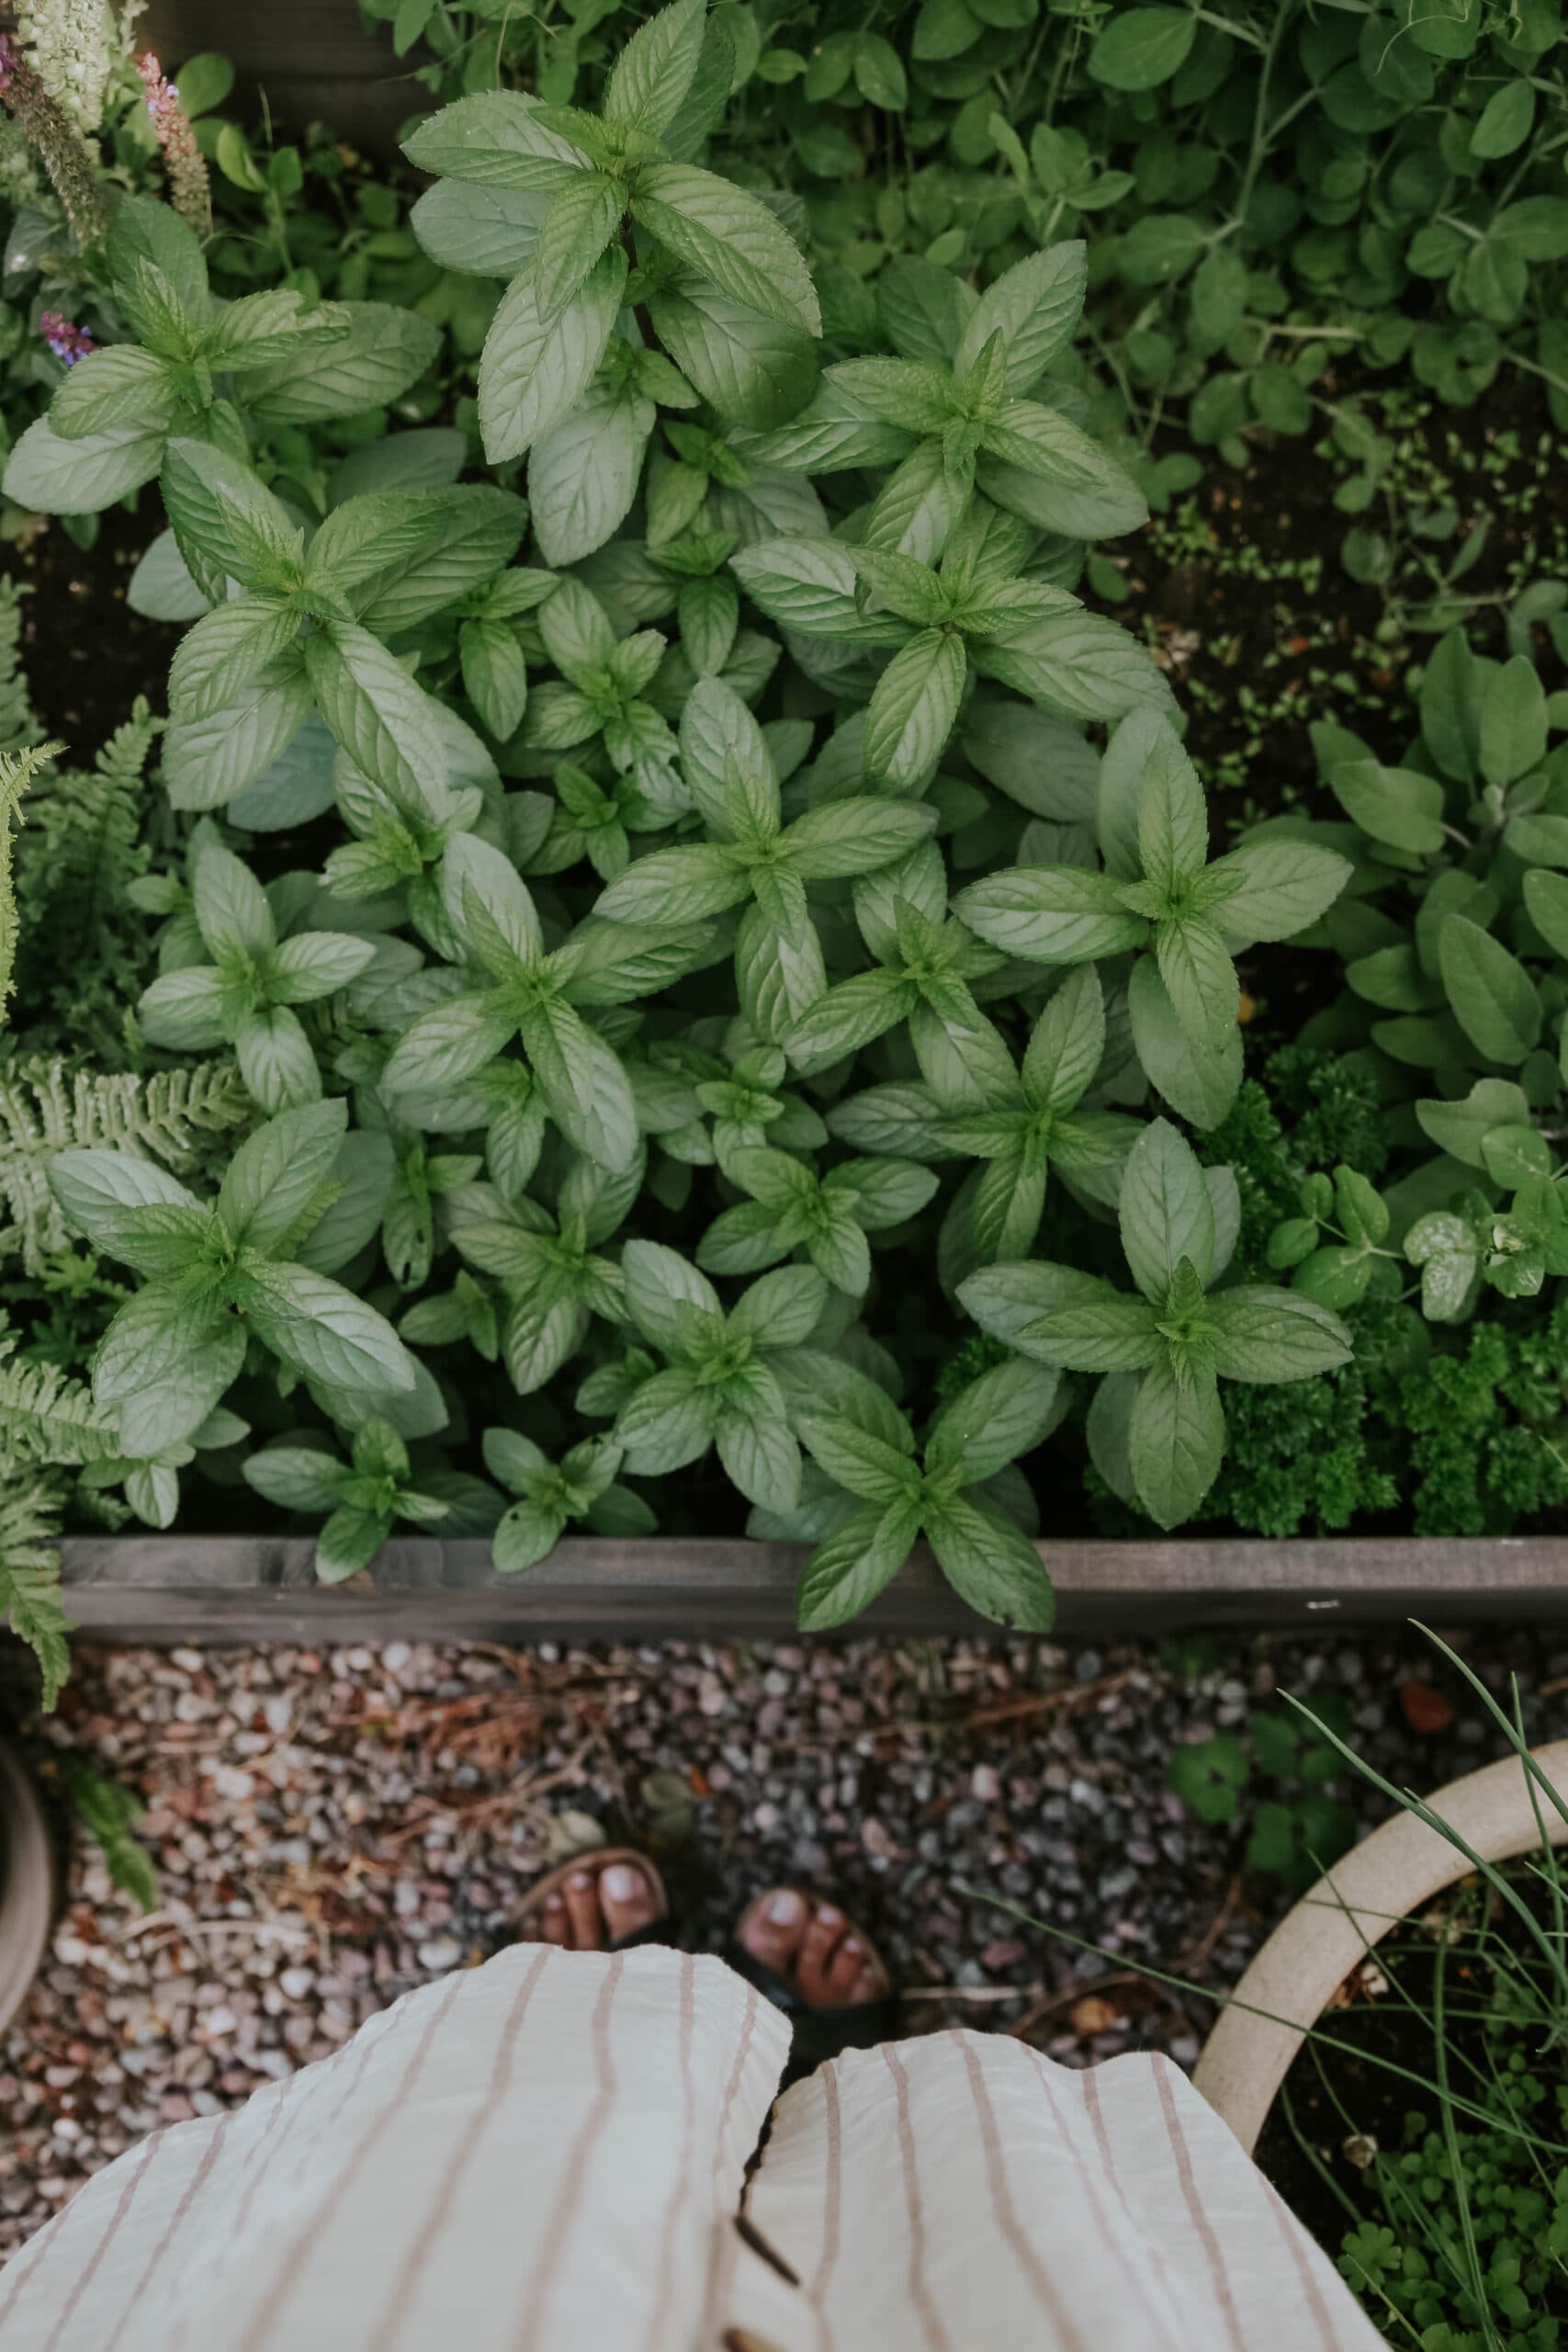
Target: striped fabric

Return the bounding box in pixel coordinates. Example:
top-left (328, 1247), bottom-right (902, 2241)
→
top-left (727, 2032), bottom-right (1379, 2350)
top-left (0, 1943), bottom-right (1380, 2351)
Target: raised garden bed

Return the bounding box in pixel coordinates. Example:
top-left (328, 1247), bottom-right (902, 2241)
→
top-left (57, 1533), bottom-right (1568, 1643)
top-left (140, 0), bottom-right (421, 149)
top-left (3, 0), bottom-right (1568, 1713)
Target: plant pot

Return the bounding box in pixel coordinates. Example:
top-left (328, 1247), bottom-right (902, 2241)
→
top-left (0, 1739), bottom-right (53, 2034)
top-left (1193, 1738), bottom-right (1568, 2154)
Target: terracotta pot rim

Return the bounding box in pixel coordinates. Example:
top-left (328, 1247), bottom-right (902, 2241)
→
top-left (1192, 1737), bottom-right (1568, 2155)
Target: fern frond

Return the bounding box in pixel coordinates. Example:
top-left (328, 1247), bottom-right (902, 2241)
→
top-left (0, 1057), bottom-right (252, 1275)
top-left (0, 739), bottom-right (63, 1020)
top-left (0, 579), bottom-right (42, 758)
top-left (0, 1330), bottom-right (117, 1465)
top-left (15, 698), bottom-right (157, 964)
top-left (0, 1473), bottom-right (73, 1710)
top-left (58, 1757), bottom-right (158, 1909)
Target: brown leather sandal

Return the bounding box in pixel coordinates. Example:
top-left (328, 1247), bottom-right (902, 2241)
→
top-left (515, 1846), bottom-right (671, 1948)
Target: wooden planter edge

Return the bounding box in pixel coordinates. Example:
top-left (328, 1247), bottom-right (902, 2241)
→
top-left (56, 1533), bottom-right (1568, 1644)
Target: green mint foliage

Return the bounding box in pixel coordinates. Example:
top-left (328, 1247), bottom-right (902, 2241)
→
top-left (603, 1243), bottom-right (839, 1517)
top-left (4, 197), bottom-right (439, 516)
top-left (26, 0), bottom-right (1236, 1636)
top-left (390, 0), bottom-right (1568, 452)
top-left (243, 1415), bottom-right (464, 1583)
top-left (962, 1119), bottom-right (1353, 1529)
top-left (748, 241), bottom-right (1145, 558)
top-left (12, 0), bottom-right (1568, 1665)
top-left (957, 708), bottom-right (1350, 1128)
top-left (403, 0), bottom-right (821, 465)
top-left (138, 840), bottom-right (377, 1112)
top-left (827, 965), bottom-right (1142, 1290)
top-left (794, 1355), bottom-right (1061, 1631)
top-left (698, 1145), bottom-right (939, 1296)
top-left (485, 1427), bottom-right (655, 1571)
top-left (47, 1101), bottom-right (415, 1458)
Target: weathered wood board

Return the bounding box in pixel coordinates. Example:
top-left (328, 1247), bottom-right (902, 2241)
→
top-left (59, 1534), bottom-right (1568, 1644)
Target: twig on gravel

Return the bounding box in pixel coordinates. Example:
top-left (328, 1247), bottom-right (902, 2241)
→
top-left (1003, 1971), bottom-right (1177, 2044)
top-left (377, 1745), bottom-right (597, 1848)
top-left (112, 1913), bottom-right (311, 1946)
top-left (766, 1668), bottom-right (1168, 1756)
top-left (900, 1984), bottom-right (1043, 2004)
top-left (1179, 1873), bottom-right (1249, 1976)
top-left (960, 1668), bottom-right (1163, 1735)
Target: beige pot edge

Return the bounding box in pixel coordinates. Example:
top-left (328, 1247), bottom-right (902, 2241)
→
top-left (1193, 1736), bottom-right (1568, 2154)
top-left (0, 1739), bottom-right (52, 2039)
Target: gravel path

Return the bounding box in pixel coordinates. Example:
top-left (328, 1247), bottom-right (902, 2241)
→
top-left (0, 1626), bottom-right (1562, 2258)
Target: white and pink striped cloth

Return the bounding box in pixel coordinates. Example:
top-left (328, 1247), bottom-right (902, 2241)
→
top-left (0, 1942), bottom-right (1379, 2349)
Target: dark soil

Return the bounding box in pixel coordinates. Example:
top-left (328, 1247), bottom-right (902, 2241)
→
top-left (2, 502), bottom-right (181, 754)
top-left (1107, 370), bottom-right (1568, 830)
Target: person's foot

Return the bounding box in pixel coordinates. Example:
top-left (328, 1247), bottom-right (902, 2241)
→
top-left (533, 1857), bottom-right (666, 1950)
top-left (736, 1889), bottom-right (889, 2008)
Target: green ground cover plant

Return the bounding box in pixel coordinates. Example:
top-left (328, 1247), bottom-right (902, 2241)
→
top-left (367, 0), bottom-right (1568, 442)
top-left (0, 0), bottom-right (1564, 1706)
top-left (1167, 1688), bottom-right (1359, 1894)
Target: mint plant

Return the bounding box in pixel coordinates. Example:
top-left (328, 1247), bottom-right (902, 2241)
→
top-left (605, 1245), bottom-right (834, 1515)
top-left (957, 711), bottom-right (1351, 1127)
top-left (446, 1173), bottom-right (629, 1395)
top-left (0, 0), bottom-right (1337, 1658)
top-left (46, 1102), bottom-right (413, 1457)
top-left (6, 197), bottom-right (438, 517)
top-left (962, 1122), bottom-right (1353, 1529)
top-left (596, 674), bottom-right (939, 1035)
top-left (243, 1417), bottom-right (461, 1582)
top-left (485, 1427), bottom-right (654, 1571)
top-left (826, 966), bottom-right (1141, 1287)
top-left (402, 0), bottom-right (822, 459)
top-left (697, 1146), bottom-right (939, 1296)
top-left (791, 1356), bottom-right (1061, 1631)
top-left (137, 841), bottom-right (376, 1111)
